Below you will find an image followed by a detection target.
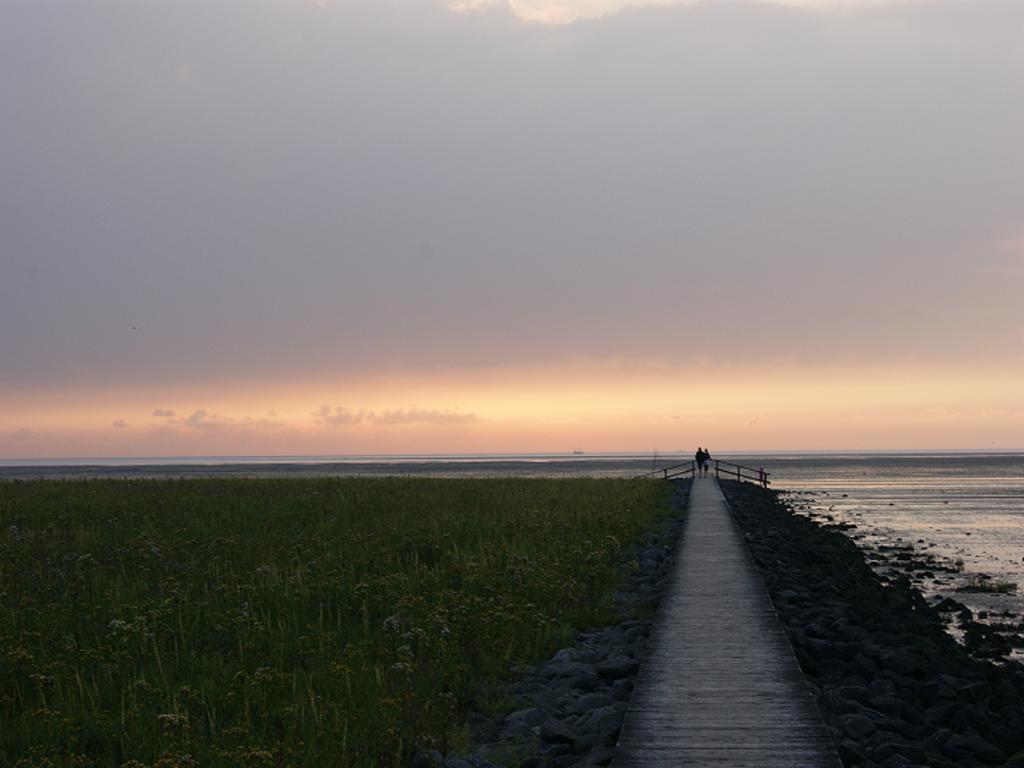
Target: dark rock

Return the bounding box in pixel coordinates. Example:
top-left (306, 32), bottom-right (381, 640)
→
top-left (572, 705), bottom-right (624, 749)
top-left (583, 746), bottom-right (616, 766)
top-left (596, 656), bottom-right (639, 679)
top-left (880, 649), bottom-right (928, 677)
top-left (539, 744), bottom-right (573, 758)
top-left (540, 717), bottom-right (579, 745)
top-left (545, 755), bottom-right (580, 768)
top-left (542, 660), bottom-right (600, 691)
top-left (817, 658), bottom-right (848, 678)
top-left (838, 713), bottom-right (877, 740)
top-left (957, 680), bottom-right (991, 704)
top-left (610, 678), bottom-right (633, 700)
top-left (943, 732), bottom-right (1006, 764)
top-left (881, 752), bottom-right (913, 768)
top-left (924, 700), bottom-right (957, 725)
top-left (564, 692), bottom-right (616, 717)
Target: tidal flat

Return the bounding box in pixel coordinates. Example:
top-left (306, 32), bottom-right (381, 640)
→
top-left (0, 477), bottom-right (674, 768)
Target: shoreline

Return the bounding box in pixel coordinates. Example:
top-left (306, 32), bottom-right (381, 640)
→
top-left (785, 487), bottom-right (1024, 662)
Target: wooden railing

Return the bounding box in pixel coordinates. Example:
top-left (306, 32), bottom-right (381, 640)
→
top-left (638, 461), bottom-right (696, 480)
top-left (640, 458), bottom-right (770, 487)
top-left (714, 459), bottom-right (770, 487)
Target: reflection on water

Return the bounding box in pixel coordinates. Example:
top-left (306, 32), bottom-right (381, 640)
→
top-left (758, 454), bottom-right (1024, 656)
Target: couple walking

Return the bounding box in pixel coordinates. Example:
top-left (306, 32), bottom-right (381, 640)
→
top-left (694, 446), bottom-right (712, 477)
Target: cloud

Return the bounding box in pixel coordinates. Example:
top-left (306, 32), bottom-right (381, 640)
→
top-left (1, 0), bottom-right (1022, 397)
top-left (313, 404), bottom-right (477, 427)
top-left (175, 409), bottom-right (287, 432)
top-left (111, 418), bottom-right (127, 428)
top-left (313, 404), bottom-right (364, 427)
top-left (11, 428), bottom-right (35, 440)
top-left (152, 408), bottom-right (176, 419)
top-left (183, 409), bottom-right (227, 430)
top-left (450, 0), bottom-right (885, 24)
top-left (371, 408), bottom-right (477, 426)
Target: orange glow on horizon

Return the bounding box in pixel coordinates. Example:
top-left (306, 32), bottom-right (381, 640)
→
top-left (1, 360), bottom-right (1022, 458)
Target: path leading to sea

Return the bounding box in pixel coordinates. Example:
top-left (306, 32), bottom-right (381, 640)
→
top-left (616, 476), bottom-right (841, 767)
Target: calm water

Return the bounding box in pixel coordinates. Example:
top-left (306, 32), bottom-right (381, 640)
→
top-left (754, 454), bottom-right (1024, 647)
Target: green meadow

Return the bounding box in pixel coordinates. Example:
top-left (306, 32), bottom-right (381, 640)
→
top-left (0, 477), bottom-right (673, 768)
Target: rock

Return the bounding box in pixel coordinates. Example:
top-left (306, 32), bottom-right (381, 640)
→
top-left (836, 739), bottom-right (867, 765)
top-left (564, 692), bottom-right (616, 716)
top-left (943, 732), bottom-right (1006, 764)
top-left (881, 752), bottom-right (913, 768)
top-left (838, 713), bottom-right (877, 740)
top-left (539, 743), bottom-right (573, 758)
top-left (957, 680), bottom-right (991, 704)
top-left (506, 707), bottom-right (548, 728)
top-left (924, 700), bottom-right (957, 725)
top-left (848, 654), bottom-right (878, 679)
top-left (879, 649), bottom-right (928, 677)
top-left (573, 705), bottom-right (624, 749)
top-left (545, 755), bottom-right (580, 768)
top-left (498, 718), bottom-right (538, 742)
top-left (540, 717), bottom-right (579, 745)
top-left (610, 678), bottom-right (633, 700)
top-left (583, 746), bottom-right (616, 765)
top-left (816, 658), bottom-right (848, 678)
top-left (541, 660), bottom-right (600, 692)
top-left (596, 656), bottom-right (639, 679)
top-left (623, 624), bottom-right (649, 641)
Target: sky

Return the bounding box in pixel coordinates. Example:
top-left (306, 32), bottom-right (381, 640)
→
top-left (1, 0), bottom-right (1022, 458)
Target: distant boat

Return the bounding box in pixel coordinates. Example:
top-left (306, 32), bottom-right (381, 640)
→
top-left (573, 449), bottom-right (585, 455)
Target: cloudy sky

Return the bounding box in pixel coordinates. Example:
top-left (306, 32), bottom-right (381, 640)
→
top-left (1, 0), bottom-right (1022, 457)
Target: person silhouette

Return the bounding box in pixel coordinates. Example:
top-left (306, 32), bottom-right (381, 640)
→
top-left (694, 446), bottom-right (703, 476)
top-left (702, 448), bottom-right (712, 477)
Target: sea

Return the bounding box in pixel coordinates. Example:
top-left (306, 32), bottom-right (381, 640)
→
top-left (3, 450), bottom-right (1023, 649)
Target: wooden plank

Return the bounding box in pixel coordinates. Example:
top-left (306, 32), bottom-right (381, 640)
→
top-left (615, 477), bottom-right (841, 767)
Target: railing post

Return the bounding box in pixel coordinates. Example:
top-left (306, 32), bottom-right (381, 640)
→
top-left (714, 461), bottom-right (719, 479)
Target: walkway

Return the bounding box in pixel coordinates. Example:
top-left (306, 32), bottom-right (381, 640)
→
top-left (616, 477), bottom-right (841, 767)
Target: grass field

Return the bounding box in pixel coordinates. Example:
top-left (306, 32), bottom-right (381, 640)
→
top-left (0, 477), bottom-right (674, 768)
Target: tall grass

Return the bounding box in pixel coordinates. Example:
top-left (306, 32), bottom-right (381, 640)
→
top-left (0, 477), bottom-right (673, 768)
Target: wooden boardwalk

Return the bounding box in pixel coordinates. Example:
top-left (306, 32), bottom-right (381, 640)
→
top-left (616, 477), bottom-right (841, 767)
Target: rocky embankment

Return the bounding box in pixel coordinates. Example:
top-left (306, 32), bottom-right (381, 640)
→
top-left (720, 480), bottom-right (1024, 768)
top-left (418, 480), bottom-right (691, 768)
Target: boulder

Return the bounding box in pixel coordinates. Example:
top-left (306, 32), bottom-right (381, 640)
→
top-left (539, 717), bottom-right (579, 745)
top-left (596, 656), bottom-right (639, 680)
top-left (564, 692), bottom-right (616, 717)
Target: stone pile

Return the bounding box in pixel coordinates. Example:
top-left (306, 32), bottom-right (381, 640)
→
top-left (721, 480), bottom-right (1024, 768)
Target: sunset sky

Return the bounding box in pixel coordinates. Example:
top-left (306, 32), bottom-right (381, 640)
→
top-left (2, 0), bottom-right (1022, 458)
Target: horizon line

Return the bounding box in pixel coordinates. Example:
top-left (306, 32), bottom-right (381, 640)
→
top-left (2, 447), bottom-right (1023, 466)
